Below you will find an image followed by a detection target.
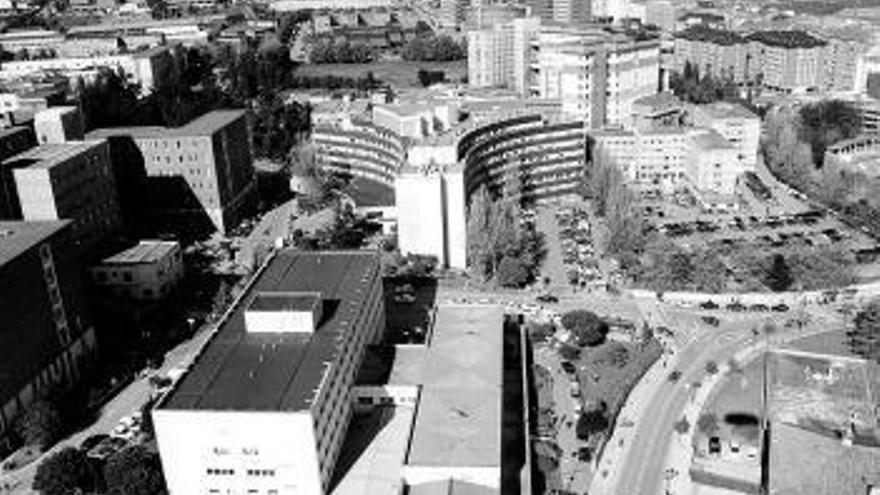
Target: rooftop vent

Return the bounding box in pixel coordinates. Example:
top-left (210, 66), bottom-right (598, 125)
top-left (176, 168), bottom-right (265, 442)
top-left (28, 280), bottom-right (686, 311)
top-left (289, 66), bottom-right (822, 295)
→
top-left (244, 291), bottom-right (323, 334)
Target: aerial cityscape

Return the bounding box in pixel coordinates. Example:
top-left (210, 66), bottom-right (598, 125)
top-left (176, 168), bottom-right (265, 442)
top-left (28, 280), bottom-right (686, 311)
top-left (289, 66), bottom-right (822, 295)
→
top-left (0, 0), bottom-right (879, 494)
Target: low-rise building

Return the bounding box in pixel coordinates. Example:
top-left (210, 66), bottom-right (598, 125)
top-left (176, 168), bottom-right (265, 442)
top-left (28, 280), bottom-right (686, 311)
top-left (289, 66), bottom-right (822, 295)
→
top-left (689, 101), bottom-right (760, 171)
top-left (0, 220), bottom-right (97, 456)
top-left (90, 240), bottom-right (183, 300)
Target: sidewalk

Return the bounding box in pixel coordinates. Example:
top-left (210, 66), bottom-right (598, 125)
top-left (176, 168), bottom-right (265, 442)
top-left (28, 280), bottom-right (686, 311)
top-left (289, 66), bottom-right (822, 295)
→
top-left (663, 314), bottom-right (841, 495)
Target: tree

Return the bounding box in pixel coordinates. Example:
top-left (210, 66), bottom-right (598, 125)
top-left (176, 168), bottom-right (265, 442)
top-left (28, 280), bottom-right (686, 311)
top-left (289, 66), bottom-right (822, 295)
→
top-left (33, 447), bottom-right (91, 495)
top-left (850, 299), bottom-right (880, 363)
top-left (576, 402), bottom-right (609, 440)
top-left (697, 412), bottom-right (720, 436)
top-left (561, 310), bottom-right (609, 347)
top-left (466, 185), bottom-right (494, 279)
top-left (558, 344), bottom-right (581, 361)
top-left (16, 400), bottom-right (63, 449)
top-left (104, 445), bottom-right (166, 495)
top-left (497, 255), bottom-right (529, 288)
top-left (764, 253), bottom-right (793, 292)
top-left (416, 69), bottom-right (445, 87)
top-left (527, 321), bottom-right (555, 343)
top-left (704, 360), bottom-right (719, 375)
top-left (799, 100), bottom-right (862, 168)
top-left (673, 417), bottom-right (691, 435)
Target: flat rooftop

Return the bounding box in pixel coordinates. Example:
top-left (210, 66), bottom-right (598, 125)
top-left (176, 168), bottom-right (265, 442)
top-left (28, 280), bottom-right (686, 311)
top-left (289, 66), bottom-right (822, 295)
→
top-left (696, 101), bottom-right (758, 120)
top-left (0, 220), bottom-right (69, 268)
top-left (100, 240), bottom-right (178, 265)
top-left (85, 110), bottom-right (245, 140)
top-left (159, 250), bottom-right (380, 411)
top-left (405, 304), bottom-right (502, 468)
top-left (770, 422), bottom-right (880, 495)
top-left (692, 128), bottom-right (734, 149)
top-left (4, 140), bottom-right (105, 170)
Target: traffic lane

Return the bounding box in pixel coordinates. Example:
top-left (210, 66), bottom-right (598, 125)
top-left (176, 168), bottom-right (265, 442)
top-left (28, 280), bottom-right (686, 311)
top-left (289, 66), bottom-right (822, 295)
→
top-left (617, 327), bottom-right (753, 495)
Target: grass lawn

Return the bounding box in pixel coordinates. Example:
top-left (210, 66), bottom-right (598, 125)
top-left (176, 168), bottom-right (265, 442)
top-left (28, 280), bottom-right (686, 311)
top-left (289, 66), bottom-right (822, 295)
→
top-left (295, 60), bottom-right (467, 88)
top-left (576, 339), bottom-right (663, 424)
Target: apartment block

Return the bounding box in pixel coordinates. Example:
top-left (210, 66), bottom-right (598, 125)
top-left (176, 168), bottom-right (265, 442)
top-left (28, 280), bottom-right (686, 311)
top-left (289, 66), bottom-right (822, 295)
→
top-left (154, 250), bottom-right (385, 495)
top-left (532, 27), bottom-right (660, 128)
top-left (746, 31), bottom-right (827, 94)
top-left (0, 125), bottom-right (36, 218)
top-left (467, 17), bottom-right (540, 95)
top-left (5, 140), bottom-right (122, 251)
top-left (90, 240), bottom-right (184, 301)
top-left (87, 110), bottom-right (257, 236)
top-left (312, 117), bottom-right (406, 187)
top-left (594, 127), bottom-right (690, 196)
top-left (0, 220), bottom-right (97, 455)
top-left (34, 106), bottom-right (85, 144)
top-left (673, 26), bottom-right (751, 83)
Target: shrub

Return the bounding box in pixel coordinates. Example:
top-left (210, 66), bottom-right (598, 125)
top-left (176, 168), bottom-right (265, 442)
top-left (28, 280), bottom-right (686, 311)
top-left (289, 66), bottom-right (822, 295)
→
top-left (558, 344), bottom-right (581, 361)
top-left (697, 412), bottom-right (720, 435)
top-left (673, 417), bottom-right (691, 434)
top-left (705, 360), bottom-right (719, 375)
top-left (593, 342), bottom-right (630, 368)
top-left (576, 404), bottom-right (609, 440)
top-left (16, 400), bottom-right (63, 449)
top-left (561, 310), bottom-right (609, 347)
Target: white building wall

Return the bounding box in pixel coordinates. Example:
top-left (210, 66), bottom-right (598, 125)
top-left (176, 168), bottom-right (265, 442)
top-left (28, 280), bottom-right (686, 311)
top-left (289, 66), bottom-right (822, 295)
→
top-left (396, 173), bottom-right (446, 265)
top-left (154, 410), bottom-right (322, 495)
top-left (443, 170), bottom-right (467, 270)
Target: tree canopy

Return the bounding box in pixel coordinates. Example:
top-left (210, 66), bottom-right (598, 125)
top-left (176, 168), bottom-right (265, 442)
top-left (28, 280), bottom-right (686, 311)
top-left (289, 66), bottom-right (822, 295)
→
top-left (851, 299), bottom-right (880, 363)
top-left (33, 447), bottom-right (91, 495)
top-left (16, 399), bottom-right (63, 449)
top-left (104, 445), bottom-right (166, 495)
top-left (561, 310), bottom-right (609, 347)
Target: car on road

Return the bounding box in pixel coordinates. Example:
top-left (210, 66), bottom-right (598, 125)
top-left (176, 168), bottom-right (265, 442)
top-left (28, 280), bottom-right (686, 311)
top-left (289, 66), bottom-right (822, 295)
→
top-left (536, 294), bottom-right (559, 303)
top-left (700, 300), bottom-right (719, 310)
top-left (561, 361), bottom-right (577, 375)
top-left (771, 303), bottom-right (789, 312)
top-left (726, 302), bottom-right (747, 312)
top-left (702, 316), bottom-right (720, 327)
top-left (668, 370), bottom-right (682, 382)
top-left (749, 303), bottom-right (769, 312)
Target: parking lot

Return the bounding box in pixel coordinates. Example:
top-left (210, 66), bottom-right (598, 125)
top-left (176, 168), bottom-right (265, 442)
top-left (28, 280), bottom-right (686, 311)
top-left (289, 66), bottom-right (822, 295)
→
top-left (655, 208), bottom-right (875, 252)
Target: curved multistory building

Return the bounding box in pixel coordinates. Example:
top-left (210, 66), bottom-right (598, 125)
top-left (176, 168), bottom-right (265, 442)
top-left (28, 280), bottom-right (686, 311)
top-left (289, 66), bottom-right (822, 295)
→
top-left (457, 113), bottom-right (587, 203)
top-left (313, 118), bottom-right (407, 186)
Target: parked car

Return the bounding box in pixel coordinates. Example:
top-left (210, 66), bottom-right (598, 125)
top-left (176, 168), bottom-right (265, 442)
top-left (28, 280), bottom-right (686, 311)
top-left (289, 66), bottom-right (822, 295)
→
top-left (702, 316), bottom-right (720, 327)
top-left (393, 293), bottom-right (416, 304)
top-left (726, 302), bottom-right (747, 312)
top-left (536, 294), bottom-right (559, 303)
top-left (709, 436), bottom-right (721, 455)
top-left (771, 303), bottom-right (790, 312)
top-left (749, 304), bottom-right (769, 312)
top-left (700, 300), bottom-right (719, 310)
top-left (668, 370), bottom-right (683, 382)
top-left (561, 361), bottom-right (577, 375)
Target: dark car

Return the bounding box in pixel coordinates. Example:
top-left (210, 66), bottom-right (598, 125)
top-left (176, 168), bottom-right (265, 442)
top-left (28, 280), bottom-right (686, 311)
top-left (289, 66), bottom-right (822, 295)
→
top-left (727, 302), bottom-right (747, 312)
top-left (709, 436), bottom-right (721, 455)
top-left (561, 361), bottom-right (577, 375)
top-left (537, 294), bottom-right (560, 303)
top-left (700, 300), bottom-right (719, 310)
top-left (771, 303), bottom-right (790, 312)
top-left (668, 370), bottom-right (683, 383)
top-left (702, 315), bottom-right (720, 327)
top-left (749, 303), bottom-right (769, 312)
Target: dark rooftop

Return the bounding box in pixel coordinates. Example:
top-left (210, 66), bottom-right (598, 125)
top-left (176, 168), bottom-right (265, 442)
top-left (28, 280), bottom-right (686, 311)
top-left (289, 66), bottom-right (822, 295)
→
top-left (0, 220), bottom-right (69, 268)
top-left (675, 25), bottom-right (746, 45)
top-left (159, 250), bottom-right (380, 412)
top-left (85, 110), bottom-right (246, 141)
top-left (747, 30), bottom-right (826, 49)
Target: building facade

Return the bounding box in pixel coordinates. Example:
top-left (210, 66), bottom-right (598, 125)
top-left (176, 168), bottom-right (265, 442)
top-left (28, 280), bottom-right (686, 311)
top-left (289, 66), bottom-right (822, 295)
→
top-left (0, 220), bottom-right (97, 455)
top-left (312, 117), bottom-right (407, 187)
top-left (0, 126), bottom-right (36, 219)
top-left (87, 110), bottom-right (257, 236)
top-left (154, 250), bottom-right (384, 495)
top-left (467, 16), bottom-right (540, 95)
top-left (689, 101), bottom-right (760, 171)
top-left (90, 240), bottom-right (184, 300)
top-left (6, 140), bottom-right (122, 251)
